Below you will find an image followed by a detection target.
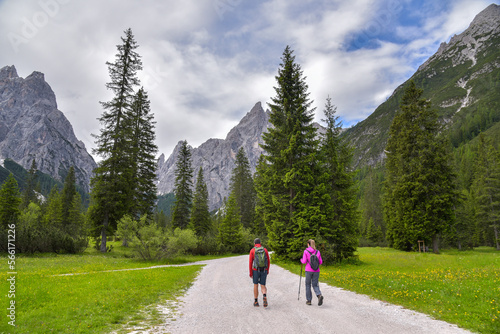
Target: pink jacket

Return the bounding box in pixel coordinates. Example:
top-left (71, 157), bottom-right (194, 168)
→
top-left (300, 246), bottom-right (323, 272)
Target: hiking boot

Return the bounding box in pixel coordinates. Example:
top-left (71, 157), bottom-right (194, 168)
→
top-left (263, 297), bottom-right (268, 307)
top-left (254, 301), bottom-right (259, 307)
top-left (306, 300), bottom-right (311, 305)
top-left (318, 295), bottom-right (324, 306)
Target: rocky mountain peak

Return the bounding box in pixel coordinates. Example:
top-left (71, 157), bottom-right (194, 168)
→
top-left (470, 3), bottom-right (500, 27)
top-left (0, 65), bottom-right (96, 191)
top-left (0, 65), bottom-right (18, 80)
top-left (419, 3), bottom-right (500, 71)
top-left (156, 102), bottom-right (270, 210)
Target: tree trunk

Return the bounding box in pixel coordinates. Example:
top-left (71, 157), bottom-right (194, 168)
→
top-left (100, 213), bottom-right (108, 253)
top-left (432, 234), bottom-right (440, 254)
top-left (494, 225), bottom-right (499, 251)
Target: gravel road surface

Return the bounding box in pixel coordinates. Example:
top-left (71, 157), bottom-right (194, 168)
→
top-left (165, 255), bottom-right (472, 334)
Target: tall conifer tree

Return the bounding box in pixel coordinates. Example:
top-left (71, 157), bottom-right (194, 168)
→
top-left (384, 81), bottom-right (456, 253)
top-left (0, 174), bottom-right (21, 230)
top-left (320, 96), bottom-right (358, 261)
top-left (255, 46), bottom-right (321, 259)
top-left (128, 87), bottom-right (158, 217)
top-left (61, 166), bottom-right (77, 227)
top-left (472, 134), bottom-right (500, 249)
top-left (90, 28), bottom-right (143, 252)
top-left (190, 167), bottom-right (211, 237)
top-left (172, 140), bottom-right (193, 229)
top-left (230, 147), bottom-right (256, 230)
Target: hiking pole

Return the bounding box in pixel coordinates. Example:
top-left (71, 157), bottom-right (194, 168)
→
top-left (298, 263), bottom-right (303, 300)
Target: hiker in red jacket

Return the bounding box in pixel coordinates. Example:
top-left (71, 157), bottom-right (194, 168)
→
top-left (249, 238), bottom-right (270, 307)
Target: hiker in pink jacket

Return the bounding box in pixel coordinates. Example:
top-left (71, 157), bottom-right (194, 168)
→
top-left (300, 239), bottom-right (324, 306)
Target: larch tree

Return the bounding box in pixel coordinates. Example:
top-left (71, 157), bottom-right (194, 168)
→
top-left (384, 81), bottom-right (456, 253)
top-left (172, 140), bottom-right (194, 229)
top-left (90, 28), bottom-right (143, 252)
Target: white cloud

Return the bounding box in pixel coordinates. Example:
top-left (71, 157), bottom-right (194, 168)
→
top-left (0, 0), bottom-right (496, 160)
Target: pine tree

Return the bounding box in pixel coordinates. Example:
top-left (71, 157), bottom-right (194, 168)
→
top-left (128, 87), bottom-right (158, 217)
top-left (255, 46), bottom-right (321, 259)
top-left (0, 174), bottom-right (21, 230)
top-left (172, 140), bottom-right (194, 229)
top-left (90, 28), bottom-right (143, 252)
top-left (320, 96), bottom-right (358, 261)
top-left (230, 147), bottom-right (256, 230)
top-left (472, 135), bottom-right (500, 249)
top-left (190, 167), bottom-right (211, 237)
top-left (384, 81), bottom-right (457, 253)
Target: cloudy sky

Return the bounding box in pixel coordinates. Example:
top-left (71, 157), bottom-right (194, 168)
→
top-left (0, 0), bottom-right (497, 160)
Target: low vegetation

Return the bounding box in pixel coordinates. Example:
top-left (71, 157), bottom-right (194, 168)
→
top-left (277, 247), bottom-right (500, 334)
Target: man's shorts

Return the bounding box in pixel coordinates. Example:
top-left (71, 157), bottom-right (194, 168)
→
top-left (252, 269), bottom-right (267, 285)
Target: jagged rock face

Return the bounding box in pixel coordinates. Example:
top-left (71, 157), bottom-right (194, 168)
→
top-left (0, 65), bottom-right (97, 191)
top-left (156, 102), bottom-right (270, 210)
top-left (343, 3), bottom-right (500, 169)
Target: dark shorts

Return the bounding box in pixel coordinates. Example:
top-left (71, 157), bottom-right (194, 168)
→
top-left (252, 269), bottom-right (267, 285)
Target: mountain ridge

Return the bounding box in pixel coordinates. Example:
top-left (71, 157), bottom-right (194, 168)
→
top-left (343, 3), bottom-right (500, 168)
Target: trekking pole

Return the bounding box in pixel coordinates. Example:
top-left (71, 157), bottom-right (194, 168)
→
top-left (298, 263), bottom-right (303, 300)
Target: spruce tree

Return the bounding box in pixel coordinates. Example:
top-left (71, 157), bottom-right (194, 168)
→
top-left (384, 81), bottom-right (456, 253)
top-left (230, 147), bottom-right (256, 230)
top-left (0, 174), bottom-right (21, 230)
top-left (472, 135), bottom-right (500, 249)
top-left (190, 167), bottom-right (211, 237)
top-left (320, 96), bottom-right (358, 261)
top-left (90, 28), bottom-right (143, 252)
top-left (218, 194), bottom-right (244, 252)
top-left (172, 140), bottom-right (194, 229)
top-left (255, 46), bottom-right (321, 259)
top-left (128, 87), bottom-right (158, 217)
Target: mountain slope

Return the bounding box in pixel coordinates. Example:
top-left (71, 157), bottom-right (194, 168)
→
top-left (343, 3), bottom-right (500, 168)
top-left (0, 65), bottom-right (97, 191)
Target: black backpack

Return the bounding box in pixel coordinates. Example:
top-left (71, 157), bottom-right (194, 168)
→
top-left (307, 249), bottom-right (320, 270)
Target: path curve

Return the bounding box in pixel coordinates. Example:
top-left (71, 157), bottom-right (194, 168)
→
top-left (164, 255), bottom-right (472, 334)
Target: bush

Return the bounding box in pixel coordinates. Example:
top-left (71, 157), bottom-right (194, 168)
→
top-left (167, 228), bottom-right (198, 257)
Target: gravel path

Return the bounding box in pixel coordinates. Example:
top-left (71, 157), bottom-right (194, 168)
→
top-left (165, 255), bottom-right (472, 334)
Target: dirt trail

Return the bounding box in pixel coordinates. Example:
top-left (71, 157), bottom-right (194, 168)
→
top-left (163, 255), bottom-right (472, 334)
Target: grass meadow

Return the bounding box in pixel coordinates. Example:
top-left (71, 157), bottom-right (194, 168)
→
top-left (278, 247), bottom-right (500, 334)
top-left (2, 244), bottom-right (498, 333)
top-left (0, 242), bottom-right (219, 334)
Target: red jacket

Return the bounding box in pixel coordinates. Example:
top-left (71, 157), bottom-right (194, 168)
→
top-left (249, 244), bottom-right (270, 277)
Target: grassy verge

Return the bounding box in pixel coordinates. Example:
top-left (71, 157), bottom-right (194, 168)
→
top-left (0, 242), bottom-right (224, 333)
top-left (277, 247), bottom-right (500, 334)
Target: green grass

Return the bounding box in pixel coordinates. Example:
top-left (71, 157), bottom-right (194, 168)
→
top-left (277, 247), bottom-right (500, 334)
top-left (0, 242), bottom-right (222, 333)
